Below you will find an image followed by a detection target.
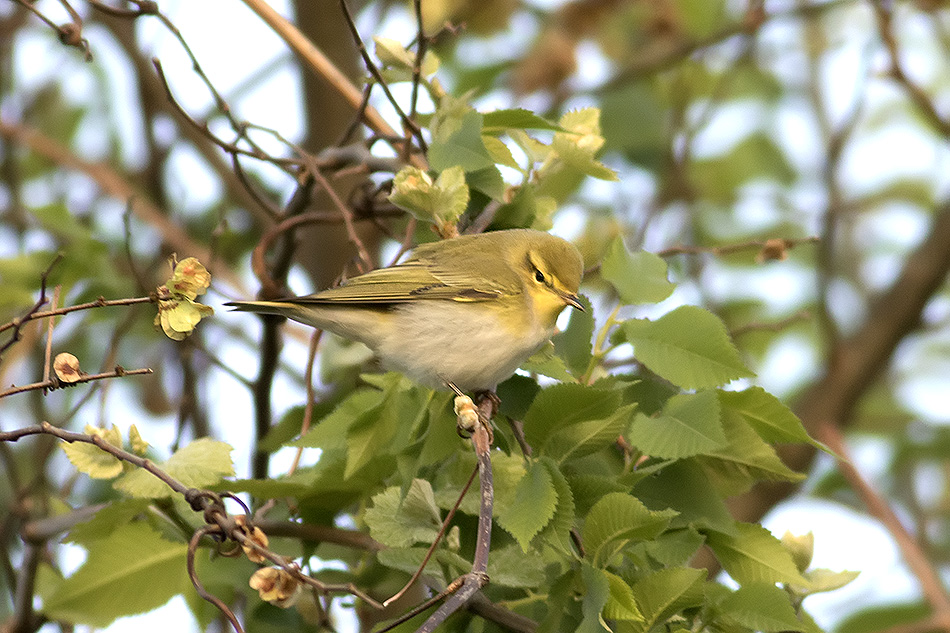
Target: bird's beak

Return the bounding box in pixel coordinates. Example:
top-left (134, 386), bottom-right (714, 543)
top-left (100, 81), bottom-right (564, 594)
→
top-left (561, 292), bottom-right (584, 311)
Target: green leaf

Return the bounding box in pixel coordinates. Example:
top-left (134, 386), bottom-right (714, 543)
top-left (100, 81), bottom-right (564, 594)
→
top-left (466, 165), bottom-right (506, 200)
top-left (603, 571), bottom-right (644, 621)
top-left (388, 165), bottom-right (471, 226)
top-left (61, 426), bottom-right (124, 479)
top-left (497, 459), bottom-right (559, 550)
top-left (579, 564), bottom-right (611, 633)
top-left (521, 341), bottom-right (576, 383)
top-left (551, 108), bottom-right (618, 181)
top-left (601, 238), bottom-right (675, 305)
top-left (429, 109), bottom-right (495, 172)
top-left (293, 388), bottom-right (386, 449)
top-left (583, 492), bottom-right (677, 567)
top-left (523, 383), bottom-right (622, 449)
top-left (630, 390), bottom-right (725, 458)
top-left (553, 294), bottom-right (595, 374)
top-left (364, 481), bottom-right (441, 548)
top-left (632, 460), bottom-right (735, 534)
top-left (543, 404), bottom-right (635, 465)
top-left (65, 499), bottom-right (153, 545)
top-left (114, 438), bottom-right (234, 498)
top-left (496, 374), bottom-right (540, 420)
top-left (697, 407), bottom-right (805, 495)
top-left (707, 522), bottom-right (810, 587)
top-left (537, 457), bottom-right (576, 555)
top-left (620, 305), bottom-right (753, 389)
top-left (486, 544), bottom-right (548, 588)
top-left (482, 108), bottom-right (562, 133)
top-left (836, 602), bottom-right (930, 633)
top-left (799, 568), bottom-right (860, 594)
top-left (41, 523), bottom-right (188, 627)
top-left (719, 387), bottom-right (826, 449)
top-left (642, 527), bottom-right (706, 567)
top-left (720, 583), bottom-right (805, 632)
top-left (630, 567), bottom-right (705, 631)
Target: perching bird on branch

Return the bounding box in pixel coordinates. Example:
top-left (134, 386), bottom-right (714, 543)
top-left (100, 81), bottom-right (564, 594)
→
top-left (227, 229), bottom-right (584, 393)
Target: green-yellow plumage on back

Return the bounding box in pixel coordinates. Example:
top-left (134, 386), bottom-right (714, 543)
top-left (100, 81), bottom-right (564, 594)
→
top-left (227, 229), bottom-right (584, 391)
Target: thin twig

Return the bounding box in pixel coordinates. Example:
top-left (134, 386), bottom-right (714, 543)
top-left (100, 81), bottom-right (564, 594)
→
top-left (0, 254), bottom-right (61, 359)
top-left (338, 0), bottom-right (425, 155)
top-left (0, 367), bottom-right (154, 399)
top-left (0, 296), bottom-right (156, 336)
top-left (383, 464), bottom-right (479, 608)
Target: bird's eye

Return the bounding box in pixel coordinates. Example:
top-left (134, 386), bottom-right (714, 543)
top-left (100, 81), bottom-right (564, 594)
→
top-left (534, 269), bottom-right (545, 283)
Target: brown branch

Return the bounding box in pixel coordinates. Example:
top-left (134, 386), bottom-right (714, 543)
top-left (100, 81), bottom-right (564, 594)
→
top-left (657, 236), bottom-right (819, 259)
top-left (239, 0), bottom-right (428, 170)
top-left (415, 395), bottom-right (495, 633)
top-left (13, 0), bottom-right (92, 61)
top-left (815, 422), bottom-right (950, 628)
top-left (0, 367), bottom-right (154, 399)
top-left (730, 311), bottom-right (811, 338)
top-left (0, 296), bottom-right (156, 336)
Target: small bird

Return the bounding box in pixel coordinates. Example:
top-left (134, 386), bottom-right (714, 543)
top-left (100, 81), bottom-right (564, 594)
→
top-left (227, 229), bottom-right (584, 392)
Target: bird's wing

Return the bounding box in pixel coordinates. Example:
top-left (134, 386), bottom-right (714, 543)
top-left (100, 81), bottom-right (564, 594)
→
top-left (287, 259), bottom-right (503, 304)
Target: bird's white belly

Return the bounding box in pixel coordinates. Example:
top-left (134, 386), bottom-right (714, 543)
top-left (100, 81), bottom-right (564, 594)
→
top-left (376, 301), bottom-right (549, 391)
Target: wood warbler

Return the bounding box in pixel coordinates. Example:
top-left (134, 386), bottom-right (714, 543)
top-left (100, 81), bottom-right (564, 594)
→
top-left (227, 229), bottom-right (584, 391)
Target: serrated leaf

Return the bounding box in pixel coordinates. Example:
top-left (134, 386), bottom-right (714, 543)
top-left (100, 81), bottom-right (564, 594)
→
top-left (429, 109), bottom-right (494, 172)
top-left (523, 383), bottom-right (622, 449)
top-left (620, 305), bottom-right (753, 389)
top-left (537, 457), bottom-right (576, 555)
top-left (630, 390), bottom-right (725, 458)
top-left (630, 567), bottom-right (705, 630)
top-left (482, 135), bottom-right (520, 168)
top-left (603, 571), bottom-right (644, 621)
top-left (497, 459), bottom-right (558, 550)
top-left (543, 404), bottom-right (635, 465)
top-left (720, 583), bottom-right (805, 632)
top-left (707, 522), bottom-right (810, 587)
top-left (482, 108), bottom-right (562, 133)
top-left (697, 408), bottom-right (805, 495)
top-left (365, 482), bottom-right (441, 548)
top-left (550, 108), bottom-right (618, 181)
top-left (41, 523), bottom-right (188, 627)
top-left (719, 387), bottom-right (826, 449)
top-left (579, 564), bottom-right (611, 633)
top-left (114, 438), bottom-right (234, 498)
top-left (62, 430), bottom-right (123, 479)
top-left (583, 492), bottom-right (677, 567)
top-left (601, 238), bottom-right (675, 305)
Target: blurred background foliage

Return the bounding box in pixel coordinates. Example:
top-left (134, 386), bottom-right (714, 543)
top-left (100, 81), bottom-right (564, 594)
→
top-left (2, 0), bottom-right (950, 632)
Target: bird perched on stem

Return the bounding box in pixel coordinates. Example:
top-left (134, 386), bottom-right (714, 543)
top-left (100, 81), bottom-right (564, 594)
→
top-left (227, 229), bottom-right (584, 393)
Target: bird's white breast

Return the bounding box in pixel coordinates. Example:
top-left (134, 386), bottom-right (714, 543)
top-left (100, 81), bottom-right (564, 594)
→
top-left (375, 300), bottom-right (551, 391)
